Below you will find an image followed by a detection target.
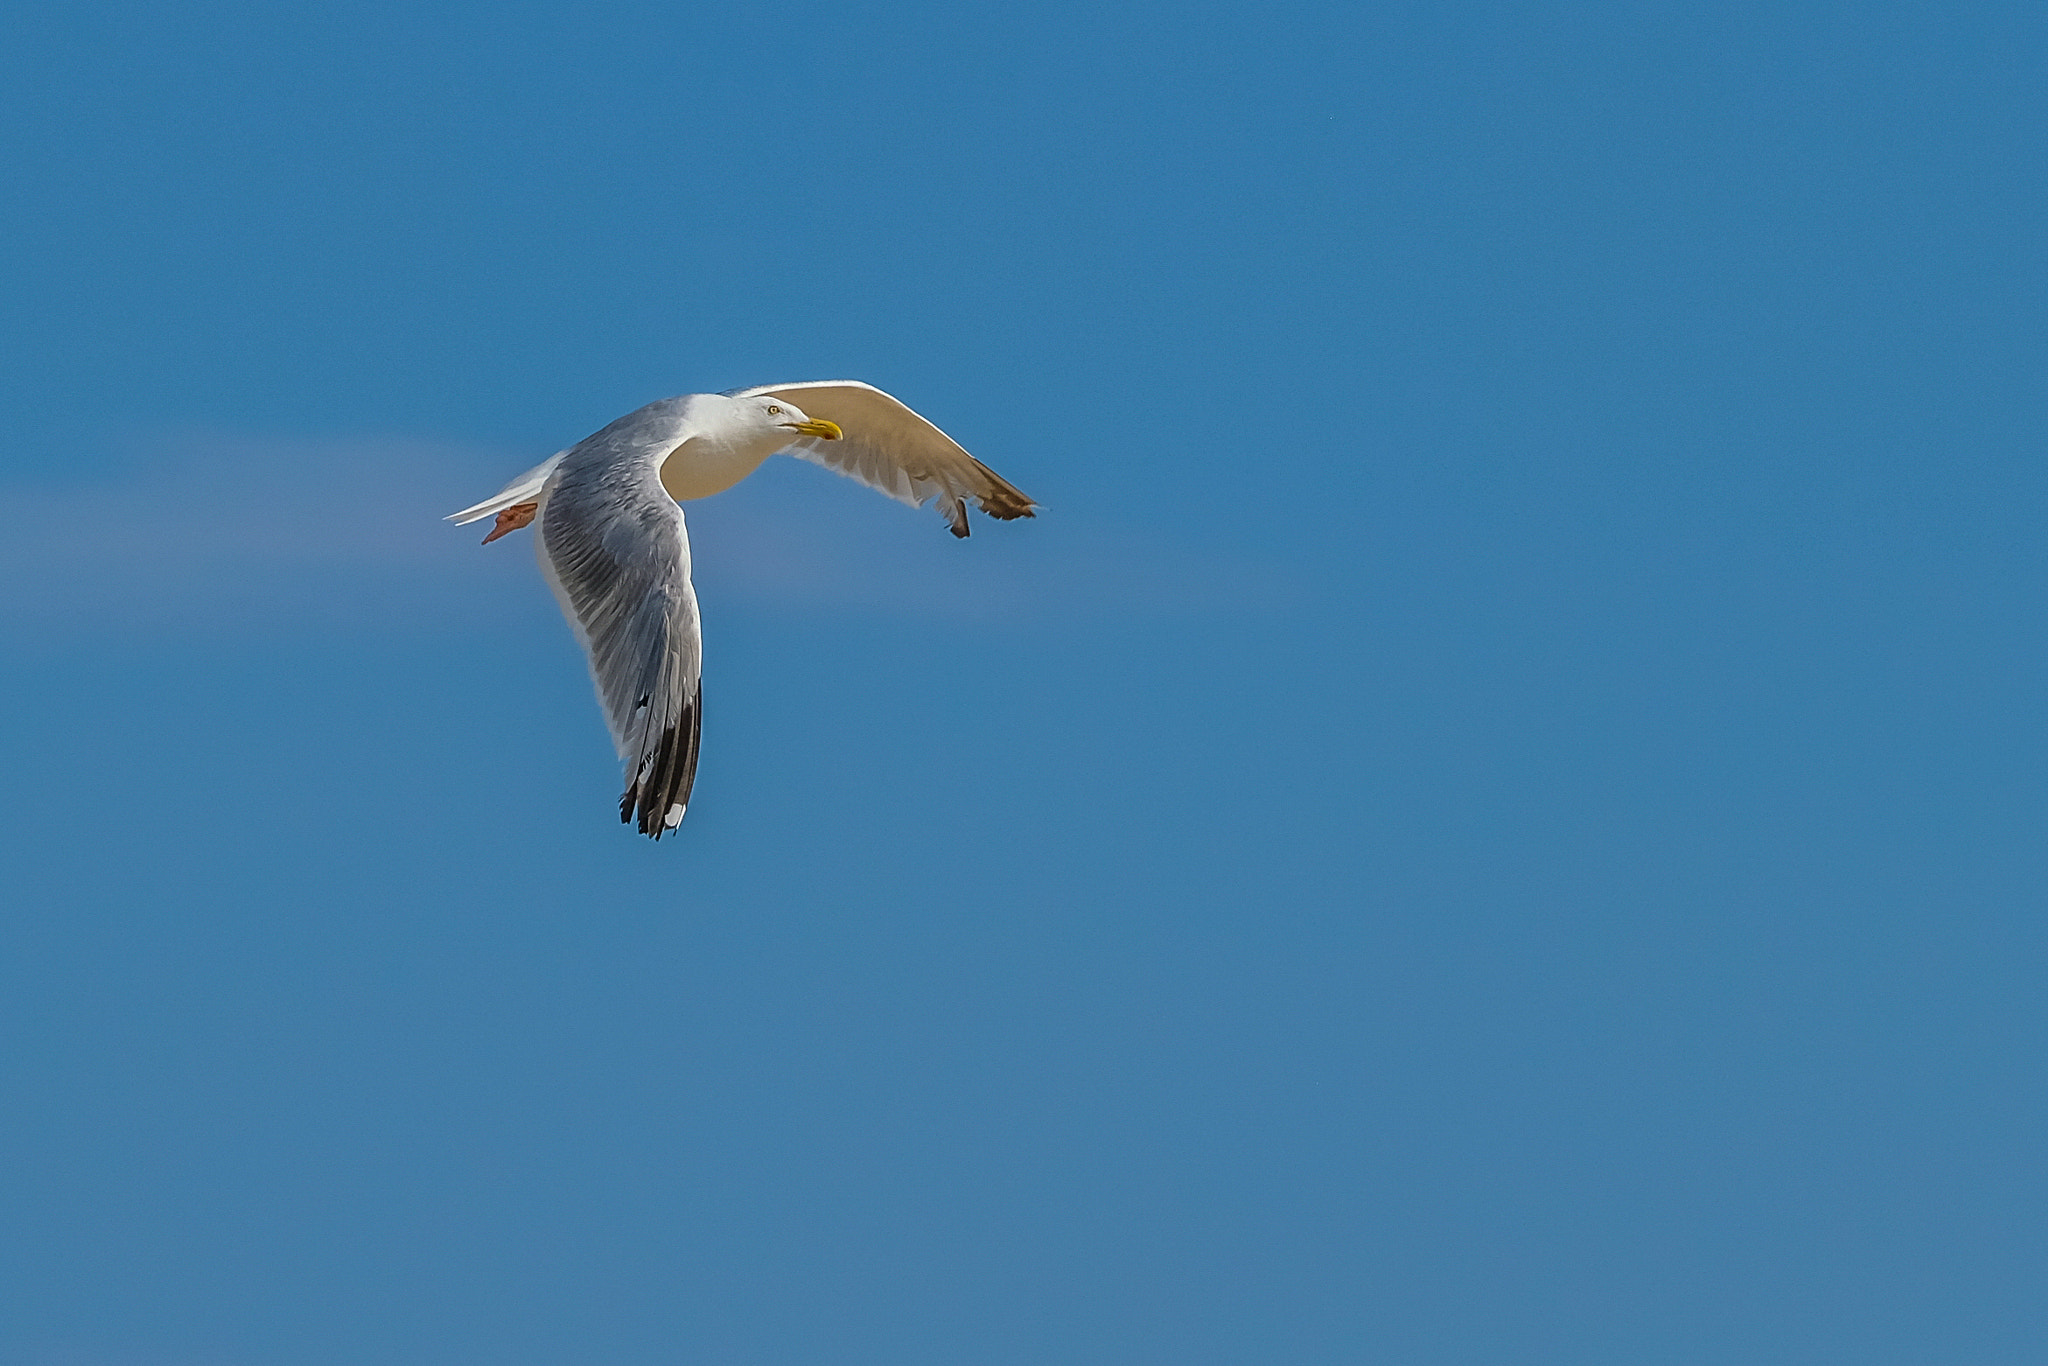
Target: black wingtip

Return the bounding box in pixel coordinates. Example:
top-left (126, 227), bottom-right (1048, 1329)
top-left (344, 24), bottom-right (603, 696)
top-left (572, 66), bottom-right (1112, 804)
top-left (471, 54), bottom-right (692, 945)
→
top-left (618, 687), bottom-right (703, 842)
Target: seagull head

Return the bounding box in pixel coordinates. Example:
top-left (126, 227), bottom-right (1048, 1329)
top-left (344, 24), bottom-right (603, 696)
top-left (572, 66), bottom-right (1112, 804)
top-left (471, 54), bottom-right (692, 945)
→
top-left (746, 395), bottom-right (842, 442)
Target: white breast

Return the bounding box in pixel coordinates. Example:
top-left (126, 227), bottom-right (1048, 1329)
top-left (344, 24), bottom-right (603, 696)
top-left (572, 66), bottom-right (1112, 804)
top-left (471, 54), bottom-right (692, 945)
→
top-left (658, 431), bottom-right (778, 502)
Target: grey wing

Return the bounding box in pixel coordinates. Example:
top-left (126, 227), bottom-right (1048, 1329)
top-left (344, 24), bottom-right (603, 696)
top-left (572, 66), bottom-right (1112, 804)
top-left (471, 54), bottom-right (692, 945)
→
top-left (535, 454), bottom-right (703, 839)
top-left (729, 380), bottom-right (1038, 537)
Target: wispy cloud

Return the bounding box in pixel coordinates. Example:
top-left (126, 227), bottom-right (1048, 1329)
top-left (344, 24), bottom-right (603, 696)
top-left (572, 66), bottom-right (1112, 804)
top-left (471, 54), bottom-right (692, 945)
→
top-left (1, 432), bottom-right (1289, 638)
top-left (0, 432), bottom-right (513, 636)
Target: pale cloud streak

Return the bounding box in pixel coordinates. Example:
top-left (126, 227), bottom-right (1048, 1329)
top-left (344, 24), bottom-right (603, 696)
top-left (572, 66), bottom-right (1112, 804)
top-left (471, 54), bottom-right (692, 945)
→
top-left (1, 432), bottom-right (1288, 638)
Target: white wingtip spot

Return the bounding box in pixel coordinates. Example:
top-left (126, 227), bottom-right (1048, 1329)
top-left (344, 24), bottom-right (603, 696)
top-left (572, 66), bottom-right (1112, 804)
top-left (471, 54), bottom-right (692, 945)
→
top-left (665, 803), bottom-right (686, 827)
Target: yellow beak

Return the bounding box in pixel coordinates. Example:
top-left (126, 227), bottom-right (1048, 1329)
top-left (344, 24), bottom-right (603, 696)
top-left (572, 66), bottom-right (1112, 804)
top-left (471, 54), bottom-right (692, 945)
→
top-left (783, 418), bottom-right (843, 440)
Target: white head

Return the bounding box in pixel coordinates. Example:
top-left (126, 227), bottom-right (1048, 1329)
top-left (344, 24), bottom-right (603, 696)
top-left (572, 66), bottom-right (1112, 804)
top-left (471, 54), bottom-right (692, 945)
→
top-left (654, 393), bottom-right (848, 502)
top-left (713, 394), bottom-right (843, 449)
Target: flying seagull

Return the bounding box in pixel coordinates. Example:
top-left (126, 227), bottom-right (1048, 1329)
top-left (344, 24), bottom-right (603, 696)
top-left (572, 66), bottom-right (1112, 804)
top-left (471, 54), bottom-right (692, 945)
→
top-left (447, 381), bottom-right (1037, 839)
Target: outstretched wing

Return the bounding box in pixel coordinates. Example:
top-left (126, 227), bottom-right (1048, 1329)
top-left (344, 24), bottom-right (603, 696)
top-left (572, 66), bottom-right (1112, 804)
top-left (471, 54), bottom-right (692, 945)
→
top-left (534, 443), bottom-right (703, 840)
top-left (728, 380), bottom-right (1037, 537)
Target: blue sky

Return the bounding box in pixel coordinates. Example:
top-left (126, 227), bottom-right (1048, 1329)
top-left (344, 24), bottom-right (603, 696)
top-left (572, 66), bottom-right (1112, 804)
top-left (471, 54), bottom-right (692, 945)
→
top-left (3, 1), bottom-right (2047, 1362)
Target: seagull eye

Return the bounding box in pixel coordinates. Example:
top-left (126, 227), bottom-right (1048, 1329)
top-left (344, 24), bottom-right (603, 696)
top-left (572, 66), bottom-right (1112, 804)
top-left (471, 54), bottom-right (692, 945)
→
top-left (766, 405), bottom-right (782, 416)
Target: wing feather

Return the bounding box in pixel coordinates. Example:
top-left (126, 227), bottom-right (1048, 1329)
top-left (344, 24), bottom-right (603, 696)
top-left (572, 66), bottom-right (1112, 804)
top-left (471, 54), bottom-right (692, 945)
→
top-left (534, 432), bottom-right (704, 839)
top-left (728, 380), bottom-right (1037, 538)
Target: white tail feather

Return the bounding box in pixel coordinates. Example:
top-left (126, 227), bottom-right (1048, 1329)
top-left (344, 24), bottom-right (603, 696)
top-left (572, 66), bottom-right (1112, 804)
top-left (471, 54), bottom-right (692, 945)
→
top-left (445, 453), bottom-right (567, 526)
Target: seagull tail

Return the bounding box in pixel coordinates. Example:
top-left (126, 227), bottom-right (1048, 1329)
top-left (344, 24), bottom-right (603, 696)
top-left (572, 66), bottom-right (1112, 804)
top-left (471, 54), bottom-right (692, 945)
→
top-left (444, 452), bottom-right (567, 526)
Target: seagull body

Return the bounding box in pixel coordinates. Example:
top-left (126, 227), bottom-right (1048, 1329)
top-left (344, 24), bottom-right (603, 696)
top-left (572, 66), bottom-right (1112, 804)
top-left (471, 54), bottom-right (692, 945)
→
top-left (447, 381), bottom-right (1036, 839)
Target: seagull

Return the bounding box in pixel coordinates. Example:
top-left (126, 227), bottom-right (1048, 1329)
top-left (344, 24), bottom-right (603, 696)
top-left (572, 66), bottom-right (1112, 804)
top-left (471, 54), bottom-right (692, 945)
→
top-left (447, 381), bottom-right (1037, 840)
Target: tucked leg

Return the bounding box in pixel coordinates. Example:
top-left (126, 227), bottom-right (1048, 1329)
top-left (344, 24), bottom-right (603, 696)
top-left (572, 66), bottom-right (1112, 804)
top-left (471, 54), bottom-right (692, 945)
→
top-left (481, 502), bottom-right (539, 544)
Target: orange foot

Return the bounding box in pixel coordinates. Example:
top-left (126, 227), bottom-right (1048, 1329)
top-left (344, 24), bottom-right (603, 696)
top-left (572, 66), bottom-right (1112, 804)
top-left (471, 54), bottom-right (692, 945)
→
top-left (481, 502), bottom-right (539, 544)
